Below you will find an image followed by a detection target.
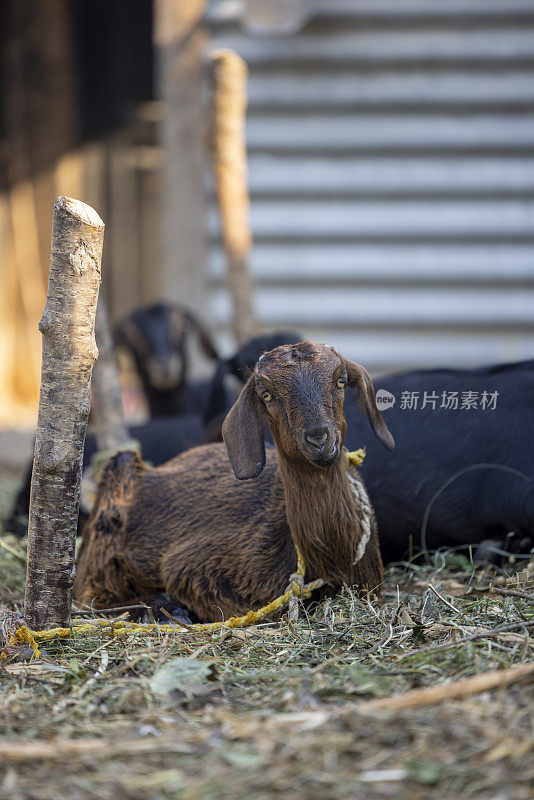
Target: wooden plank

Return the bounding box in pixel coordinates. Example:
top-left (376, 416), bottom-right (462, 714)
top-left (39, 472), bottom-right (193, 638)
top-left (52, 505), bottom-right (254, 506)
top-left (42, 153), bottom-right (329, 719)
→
top-left (108, 131), bottom-right (142, 317)
top-left (136, 145), bottom-right (163, 305)
top-left (210, 27), bottom-right (534, 65)
top-left (209, 199), bottom-right (534, 238)
top-left (81, 142), bottom-right (110, 304)
top-left (245, 114), bottom-right (534, 152)
top-left (82, 142), bottom-right (108, 213)
top-left (209, 285), bottom-right (534, 327)
top-left (208, 243), bottom-right (534, 282)
top-left (246, 156), bottom-right (534, 195)
top-left (54, 150), bottom-right (84, 202)
top-left (155, 0), bottom-right (209, 314)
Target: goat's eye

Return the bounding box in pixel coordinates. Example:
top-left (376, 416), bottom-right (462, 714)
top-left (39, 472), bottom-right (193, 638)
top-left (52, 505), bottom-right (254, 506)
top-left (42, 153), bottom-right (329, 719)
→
top-left (336, 378), bottom-right (347, 389)
top-left (261, 391), bottom-right (272, 402)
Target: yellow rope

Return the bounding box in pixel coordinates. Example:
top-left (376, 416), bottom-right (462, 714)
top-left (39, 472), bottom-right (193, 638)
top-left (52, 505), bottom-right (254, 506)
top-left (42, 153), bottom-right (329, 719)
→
top-left (10, 449), bottom-right (367, 659)
top-left (12, 548), bottom-right (323, 657)
top-left (346, 447), bottom-right (366, 468)
top-left (2, 625), bottom-right (42, 661)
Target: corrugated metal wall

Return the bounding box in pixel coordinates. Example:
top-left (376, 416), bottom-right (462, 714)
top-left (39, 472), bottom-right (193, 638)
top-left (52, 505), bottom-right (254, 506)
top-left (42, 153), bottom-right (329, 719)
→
top-left (207, 0), bottom-right (534, 373)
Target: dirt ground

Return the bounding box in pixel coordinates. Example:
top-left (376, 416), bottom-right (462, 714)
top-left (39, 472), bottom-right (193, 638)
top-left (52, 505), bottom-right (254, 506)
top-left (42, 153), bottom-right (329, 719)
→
top-left (0, 471), bottom-right (533, 800)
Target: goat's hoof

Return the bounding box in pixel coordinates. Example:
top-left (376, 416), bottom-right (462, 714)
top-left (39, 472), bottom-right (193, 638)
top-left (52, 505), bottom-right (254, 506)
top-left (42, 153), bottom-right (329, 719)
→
top-left (150, 594), bottom-right (195, 624)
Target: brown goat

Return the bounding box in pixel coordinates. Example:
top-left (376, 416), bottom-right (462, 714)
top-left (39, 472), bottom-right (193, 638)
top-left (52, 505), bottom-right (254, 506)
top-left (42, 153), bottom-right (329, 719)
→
top-left (74, 342), bottom-right (394, 621)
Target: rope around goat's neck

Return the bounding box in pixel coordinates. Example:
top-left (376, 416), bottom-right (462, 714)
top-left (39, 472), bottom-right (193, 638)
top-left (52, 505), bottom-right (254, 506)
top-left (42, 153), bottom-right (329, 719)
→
top-left (345, 449), bottom-right (373, 565)
top-left (4, 449), bottom-right (372, 657)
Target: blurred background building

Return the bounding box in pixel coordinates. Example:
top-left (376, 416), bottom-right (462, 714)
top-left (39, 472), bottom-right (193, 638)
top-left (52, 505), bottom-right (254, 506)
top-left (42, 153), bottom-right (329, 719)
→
top-left (1, 0), bottom-right (534, 426)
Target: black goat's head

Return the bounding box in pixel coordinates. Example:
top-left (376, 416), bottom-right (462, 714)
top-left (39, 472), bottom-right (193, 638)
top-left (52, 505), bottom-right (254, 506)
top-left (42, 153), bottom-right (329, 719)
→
top-left (227, 332), bottom-right (303, 383)
top-left (204, 331), bottom-right (302, 424)
top-left (223, 341), bottom-right (395, 480)
top-left (115, 303), bottom-right (218, 394)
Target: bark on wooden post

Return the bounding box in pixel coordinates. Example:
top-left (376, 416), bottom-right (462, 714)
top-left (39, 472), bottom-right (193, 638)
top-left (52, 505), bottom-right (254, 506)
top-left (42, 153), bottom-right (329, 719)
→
top-left (24, 196), bottom-right (104, 630)
top-left (208, 49), bottom-right (258, 344)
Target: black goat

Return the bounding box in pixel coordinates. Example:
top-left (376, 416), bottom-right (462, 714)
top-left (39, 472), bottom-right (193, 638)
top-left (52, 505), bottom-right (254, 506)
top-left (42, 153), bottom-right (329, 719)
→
top-left (115, 303), bottom-right (301, 425)
top-left (114, 303), bottom-right (219, 417)
top-left (343, 359), bottom-right (534, 563)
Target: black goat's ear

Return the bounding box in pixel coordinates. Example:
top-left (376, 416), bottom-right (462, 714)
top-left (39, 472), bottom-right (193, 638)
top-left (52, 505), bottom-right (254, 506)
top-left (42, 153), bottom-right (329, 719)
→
top-left (183, 310), bottom-right (219, 360)
top-left (222, 376), bottom-right (266, 479)
top-left (343, 359), bottom-right (395, 452)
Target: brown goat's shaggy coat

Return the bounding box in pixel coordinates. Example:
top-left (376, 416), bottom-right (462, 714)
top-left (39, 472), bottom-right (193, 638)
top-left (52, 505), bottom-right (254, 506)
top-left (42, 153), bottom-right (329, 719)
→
top-left (74, 342), bottom-right (394, 621)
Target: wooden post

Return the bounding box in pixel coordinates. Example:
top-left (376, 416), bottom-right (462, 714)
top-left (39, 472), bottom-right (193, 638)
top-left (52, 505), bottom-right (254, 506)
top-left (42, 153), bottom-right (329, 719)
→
top-left (24, 197), bottom-right (104, 630)
top-left (154, 0), bottom-right (208, 315)
top-left (79, 296), bottom-right (137, 516)
top-left (91, 297), bottom-right (129, 452)
top-left (208, 49), bottom-right (258, 344)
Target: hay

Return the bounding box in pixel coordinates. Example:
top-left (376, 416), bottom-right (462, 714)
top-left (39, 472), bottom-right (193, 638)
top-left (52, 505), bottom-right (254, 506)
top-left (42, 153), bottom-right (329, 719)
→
top-left (0, 526), bottom-right (533, 799)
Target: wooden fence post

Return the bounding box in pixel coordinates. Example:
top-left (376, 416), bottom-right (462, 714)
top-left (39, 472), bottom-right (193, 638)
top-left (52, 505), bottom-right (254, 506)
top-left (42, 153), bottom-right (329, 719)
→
top-left (155, 0), bottom-right (208, 316)
top-left (24, 197), bottom-right (104, 630)
top-left (208, 49), bottom-right (258, 344)
top-left (91, 297), bottom-right (129, 452)
top-left (79, 296), bottom-right (139, 514)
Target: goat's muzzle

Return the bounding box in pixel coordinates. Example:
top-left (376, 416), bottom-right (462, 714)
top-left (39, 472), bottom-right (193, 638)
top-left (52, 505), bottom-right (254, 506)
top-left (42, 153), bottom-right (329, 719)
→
top-left (302, 426), bottom-right (340, 467)
top-left (146, 355), bottom-right (183, 390)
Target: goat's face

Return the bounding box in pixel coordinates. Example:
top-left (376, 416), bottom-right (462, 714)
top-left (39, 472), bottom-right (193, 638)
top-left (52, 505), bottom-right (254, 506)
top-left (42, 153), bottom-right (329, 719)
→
top-left (223, 341), bottom-right (394, 480)
top-left (114, 303), bottom-right (218, 393)
top-left (255, 342), bottom-right (349, 466)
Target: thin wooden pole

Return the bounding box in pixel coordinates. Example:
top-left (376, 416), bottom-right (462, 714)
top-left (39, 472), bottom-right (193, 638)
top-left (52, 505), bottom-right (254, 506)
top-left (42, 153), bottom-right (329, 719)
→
top-left (357, 660), bottom-right (534, 713)
top-left (24, 197), bottom-right (104, 630)
top-left (208, 49), bottom-right (258, 344)
top-left (91, 297), bottom-right (129, 453)
top-left (80, 296), bottom-right (137, 513)
top-left (80, 296), bottom-right (141, 514)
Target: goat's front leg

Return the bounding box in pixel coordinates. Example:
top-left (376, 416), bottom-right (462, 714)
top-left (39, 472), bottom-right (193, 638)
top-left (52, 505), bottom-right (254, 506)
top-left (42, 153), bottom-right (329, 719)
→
top-left (132, 594), bottom-right (196, 624)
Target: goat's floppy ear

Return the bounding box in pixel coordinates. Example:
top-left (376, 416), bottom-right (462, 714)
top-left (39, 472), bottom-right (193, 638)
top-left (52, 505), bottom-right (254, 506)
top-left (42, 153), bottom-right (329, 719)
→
top-left (183, 309), bottom-right (219, 360)
top-left (343, 359), bottom-right (395, 452)
top-left (222, 376), bottom-right (266, 480)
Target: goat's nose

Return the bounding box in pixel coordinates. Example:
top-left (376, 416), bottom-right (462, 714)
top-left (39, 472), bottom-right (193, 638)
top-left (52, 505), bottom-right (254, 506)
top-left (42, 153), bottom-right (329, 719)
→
top-left (305, 427), bottom-right (329, 449)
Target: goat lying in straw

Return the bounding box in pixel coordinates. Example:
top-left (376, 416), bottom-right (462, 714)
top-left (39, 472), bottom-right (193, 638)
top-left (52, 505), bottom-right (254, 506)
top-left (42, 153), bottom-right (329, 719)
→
top-left (74, 342), bottom-right (395, 622)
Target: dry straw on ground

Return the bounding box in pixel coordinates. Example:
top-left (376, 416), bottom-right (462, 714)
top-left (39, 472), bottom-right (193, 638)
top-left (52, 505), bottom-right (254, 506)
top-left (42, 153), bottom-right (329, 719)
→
top-left (0, 508), bottom-right (533, 799)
